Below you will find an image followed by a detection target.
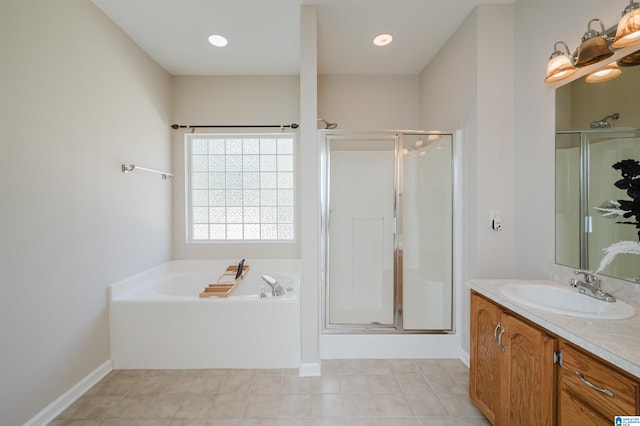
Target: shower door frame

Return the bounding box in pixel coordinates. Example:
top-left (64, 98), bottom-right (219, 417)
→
top-left (320, 130), bottom-right (455, 334)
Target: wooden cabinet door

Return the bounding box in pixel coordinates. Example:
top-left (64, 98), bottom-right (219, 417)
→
top-left (500, 312), bottom-right (556, 426)
top-left (470, 293), bottom-right (503, 424)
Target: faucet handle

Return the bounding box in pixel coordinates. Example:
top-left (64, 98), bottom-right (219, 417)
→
top-left (573, 270), bottom-right (601, 285)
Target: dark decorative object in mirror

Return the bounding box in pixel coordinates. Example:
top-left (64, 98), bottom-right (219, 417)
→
top-left (613, 159), bottom-right (640, 239)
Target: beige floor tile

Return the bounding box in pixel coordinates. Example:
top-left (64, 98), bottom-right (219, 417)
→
top-left (210, 395), bottom-right (248, 418)
top-left (189, 376), bottom-right (226, 394)
top-left (282, 376), bottom-right (311, 394)
top-left (395, 375), bottom-right (431, 393)
top-left (87, 374), bottom-right (136, 396)
top-left (347, 418), bottom-right (383, 426)
top-left (386, 360), bottom-right (419, 374)
top-left (436, 393), bottom-right (484, 418)
top-left (255, 369), bottom-right (284, 376)
top-left (169, 420), bottom-right (207, 426)
top-left (198, 369), bottom-right (231, 376)
top-left (276, 418), bottom-right (313, 426)
top-left (241, 419), bottom-right (277, 426)
top-left (436, 360), bottom-right (468, 375)
top-left (66, 395), bottom-right (121, 420)
top-left (221, 375), bottom-right (254, 394)
top-left (381, 417), bottom-right (420, 426)
top-left (251, 376), bottom-right (284, 394)
top-left (51, 360), bottom-right (486, 426)
top-left (367, 376), bottom-right (402, 394)
top-left (422, 374), bottom-right (464, 395)
top-left (98, 419), bottom-right (135, 426)
top-left (128, 377), bottom-right (168, 396)
top-left (339, 375), bottom-right (370, 394)
top-left (320, 360), bottom-right (338, 375)
top-left (312, 418), bottom-right (347, 426)
top-left (204, 419), bottom-right (242, 426)
top-left (140, 395), bottom-right (184, 419)
top-left (132, 420), bottom-right (171, 426)
top-left (162, 376), bottom-right (198, 395)
top-left (411, 361), bottom-right (442, 375)
top-left (404, 393), bottom-right (448, 417)
top-left (310, 376), bottom-right (341, 394)
top-left (311, 394), bottom-right (345, 417)
top-left (278, 395), bottom-right (312, 418)
top-left (229, 369), bottom-right (255, 375)
top-left (418, 418), bottom-right (490, 426)
top-left (343, 393), bottom-right (379, 417)
top-left (372, 394), bottom-right (413, 417)
top-left (244, 394), bottom-right (280, 418)
top-left (105, 395), bottom-right (154, 419)
top-left (174, 395), bottom-right (216, 419)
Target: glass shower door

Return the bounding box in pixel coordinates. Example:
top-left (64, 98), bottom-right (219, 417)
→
top-left (326, 135), bottom-right (397, 327)
top-left (400, 134), bottom-right (453, 330)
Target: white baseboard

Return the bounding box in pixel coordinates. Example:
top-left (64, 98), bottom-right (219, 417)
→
top-left (459, 349), bottom-right (470, 367)
top-left (299, 362), bottom-right (321, 377)
top-left (23, 359), bottom-right (113, 426)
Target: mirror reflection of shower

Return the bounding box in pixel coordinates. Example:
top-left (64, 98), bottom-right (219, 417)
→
top-left (318, 118), bottom-right (338, 129)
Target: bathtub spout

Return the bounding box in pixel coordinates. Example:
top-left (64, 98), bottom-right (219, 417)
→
top-left (261, 275), bottom-right (285, 296)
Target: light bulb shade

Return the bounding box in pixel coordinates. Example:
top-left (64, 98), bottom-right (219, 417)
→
top-left (618, 49), bottom-right (640, 65)
top-left (574, 20), bottom-right (613, 67)
top-left (613, 2), bottom-right (640, 48)
top-left (544, 50), bottom-right (577, 83)
top-left (575, 36), bottom-right (614, 66)
top-left (585, 62), bottom-right (622, 83)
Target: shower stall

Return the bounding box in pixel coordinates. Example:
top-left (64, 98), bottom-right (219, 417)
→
top-left (321, 131), bottom-right (454, 333)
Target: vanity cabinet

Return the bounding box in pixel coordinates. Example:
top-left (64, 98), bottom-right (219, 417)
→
top-left (470, 290), bottom-right (640, 425)
top-left (470, 292), bottom-right (555, 425)
top-left (557, 342), bottom-right (639, 425)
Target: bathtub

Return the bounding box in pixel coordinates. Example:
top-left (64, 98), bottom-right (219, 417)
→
top-left (109, 259), bottom-right (300, 369)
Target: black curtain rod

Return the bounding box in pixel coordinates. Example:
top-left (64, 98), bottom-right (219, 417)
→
top-left (171, 123), bottom-right (298, 129)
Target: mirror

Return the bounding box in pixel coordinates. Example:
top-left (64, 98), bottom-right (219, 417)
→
top-left (555, 54), bottom-right (640, 283)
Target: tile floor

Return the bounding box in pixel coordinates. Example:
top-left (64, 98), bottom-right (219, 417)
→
top-left (50, 359), bottom-right (490, 426)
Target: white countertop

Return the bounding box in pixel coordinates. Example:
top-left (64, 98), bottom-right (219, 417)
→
top-left (467, 279), bottom-right (640, 379)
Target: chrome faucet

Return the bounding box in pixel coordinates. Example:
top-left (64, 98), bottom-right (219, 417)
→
top-left (569, 271), bottom-right (616, 302)
top-left (260, 275), bottom-right (285, 296)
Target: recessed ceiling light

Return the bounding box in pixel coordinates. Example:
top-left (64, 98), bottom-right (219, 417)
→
top-left (208, 34), bottom-right (228, 47)
top-left (373, 33), bottom-right (393, 47)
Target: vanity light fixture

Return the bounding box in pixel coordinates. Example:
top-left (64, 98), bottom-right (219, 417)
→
top-left (612, 0), bottom-right (640, 48)
top-left (373, 33), bottom-right (393, 47)
top-left (544, 41), bottom-right (577, 83)
top-left (208, 34), bottom-right (228, 47)
top-left (575, 19), bottom-right (614, 67)
top-left (585, 61), bottom-right (622, 83)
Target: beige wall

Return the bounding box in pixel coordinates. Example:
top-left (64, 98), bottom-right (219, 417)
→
top-left (318, 74), bottom-right (420, 130)
top-left (171, 75), bottom-right (301, 260)
top-left (0, 1), bottom-right (172, 424)
top-left (419, 4), bottom-right (515, 356)
top-left (512, 0), bottom-right (621, 279)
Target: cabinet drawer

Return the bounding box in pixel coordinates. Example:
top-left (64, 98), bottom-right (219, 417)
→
top-left (561, 344), bottom-right (638, 417)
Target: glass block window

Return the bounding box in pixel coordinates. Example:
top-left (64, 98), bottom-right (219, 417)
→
top-left (187, 133), bottom-right (295, 241)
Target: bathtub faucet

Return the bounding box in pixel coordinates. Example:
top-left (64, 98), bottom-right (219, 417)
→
top-left (261, 275), bottom-right (285, 296)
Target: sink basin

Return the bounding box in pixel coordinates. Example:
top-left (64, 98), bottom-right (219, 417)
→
top-left (499, 282), bottom-right (635, 320)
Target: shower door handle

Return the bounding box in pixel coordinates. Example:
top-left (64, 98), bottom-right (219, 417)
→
top-left (392, 217), bottom-right (397, 234)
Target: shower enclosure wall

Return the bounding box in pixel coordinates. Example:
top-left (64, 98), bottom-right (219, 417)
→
top-left (321, 131), bottom-right (454, 333)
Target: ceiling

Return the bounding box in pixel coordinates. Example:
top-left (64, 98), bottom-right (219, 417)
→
top-left (91, 0), bottom-right (515, 76)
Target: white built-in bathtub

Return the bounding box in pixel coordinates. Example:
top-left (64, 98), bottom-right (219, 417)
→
top-left (109, 259), bottom-right (300, 369)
